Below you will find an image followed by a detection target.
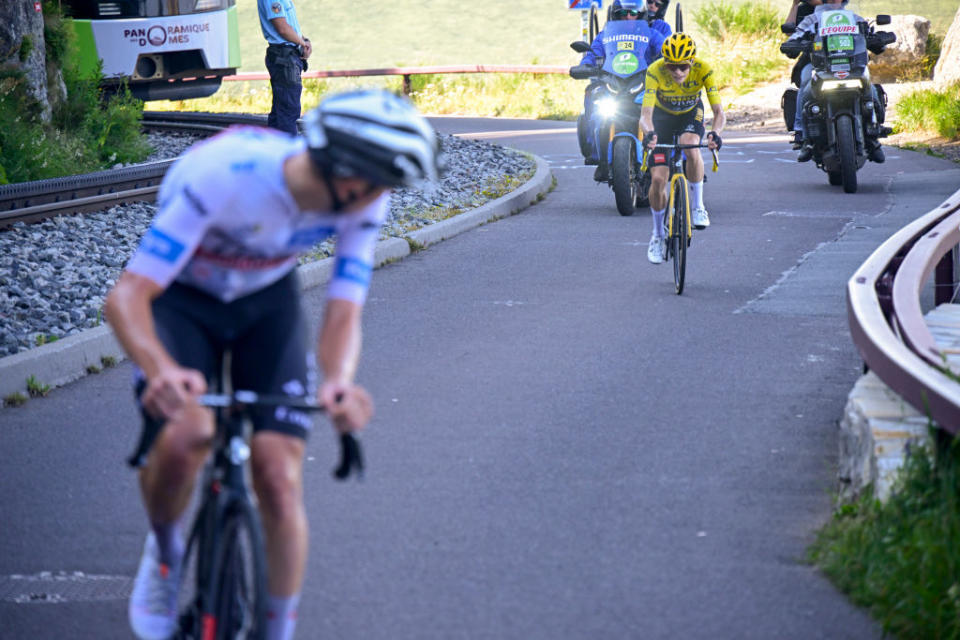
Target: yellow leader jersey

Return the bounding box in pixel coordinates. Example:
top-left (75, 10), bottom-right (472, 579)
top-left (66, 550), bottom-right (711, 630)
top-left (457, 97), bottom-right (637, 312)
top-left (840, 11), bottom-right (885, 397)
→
top-left (642, 58), bottom-right (721, 116)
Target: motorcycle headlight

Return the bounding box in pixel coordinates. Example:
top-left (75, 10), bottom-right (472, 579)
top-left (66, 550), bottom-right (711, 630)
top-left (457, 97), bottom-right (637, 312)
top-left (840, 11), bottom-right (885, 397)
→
top-left (628, 82), bottom-right (645, 95)
top-left (604, 82), bottom-right (621, 95)
top-left (820, 80), bottom-right (860, 91)
top-left (596, 97), bottom-right (618, 119)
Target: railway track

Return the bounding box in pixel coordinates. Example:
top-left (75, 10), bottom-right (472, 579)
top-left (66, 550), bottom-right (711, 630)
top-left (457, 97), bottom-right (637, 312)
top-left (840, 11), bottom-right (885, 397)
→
top-left (0, 112), bottom-right (270, 229)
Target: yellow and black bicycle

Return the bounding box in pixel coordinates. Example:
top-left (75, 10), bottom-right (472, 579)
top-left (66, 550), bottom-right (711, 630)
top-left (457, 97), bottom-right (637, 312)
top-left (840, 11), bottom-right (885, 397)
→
top-left (641, 139), bottom-right (719, 295)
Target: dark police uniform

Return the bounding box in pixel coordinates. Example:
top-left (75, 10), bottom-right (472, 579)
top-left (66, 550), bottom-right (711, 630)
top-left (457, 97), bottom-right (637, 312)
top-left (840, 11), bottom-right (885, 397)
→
top-left (257, 0), bottom-right (307, 135)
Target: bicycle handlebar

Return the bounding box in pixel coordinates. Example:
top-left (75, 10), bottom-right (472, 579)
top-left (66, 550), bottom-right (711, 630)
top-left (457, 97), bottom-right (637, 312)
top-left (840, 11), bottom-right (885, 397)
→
top-left (639, 143), bottom-right (720, 174)
top-left (198, 391), bottom-right (364, 481)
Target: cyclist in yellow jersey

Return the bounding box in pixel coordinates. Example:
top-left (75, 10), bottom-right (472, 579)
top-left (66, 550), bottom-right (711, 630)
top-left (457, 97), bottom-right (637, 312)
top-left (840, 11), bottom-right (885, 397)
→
top-left (640, 33), bottom-right (725, 264)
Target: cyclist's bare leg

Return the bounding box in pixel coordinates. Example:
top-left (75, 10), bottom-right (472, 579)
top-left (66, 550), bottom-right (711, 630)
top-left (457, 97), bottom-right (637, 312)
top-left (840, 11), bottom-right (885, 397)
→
top-left (680, 131), bottom-right (704, 183)
top-left (139, 405), bottom-right (215, 527)
top-left (649, 165), bottom-right (670, 212)
top-left (251, 432), bottom-right (308, 596)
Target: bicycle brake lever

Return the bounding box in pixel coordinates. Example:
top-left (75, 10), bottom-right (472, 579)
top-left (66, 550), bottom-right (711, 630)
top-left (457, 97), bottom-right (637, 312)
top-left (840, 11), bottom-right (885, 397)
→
top-left (333, 432), bottom-right (364, 481)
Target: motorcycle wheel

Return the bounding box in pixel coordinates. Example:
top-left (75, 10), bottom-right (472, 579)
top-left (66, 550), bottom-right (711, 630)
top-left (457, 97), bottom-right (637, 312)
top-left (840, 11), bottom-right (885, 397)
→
top-left (827, 170), bottom-right (843, 186)
top-left (635, 169), bottom-right (651, 208)
top-left (836, 114), bottom-right (858, 194)
top-left (576, 115), bottom-right (591, 159)
top-left (612, 137), bottom-right (637, 217)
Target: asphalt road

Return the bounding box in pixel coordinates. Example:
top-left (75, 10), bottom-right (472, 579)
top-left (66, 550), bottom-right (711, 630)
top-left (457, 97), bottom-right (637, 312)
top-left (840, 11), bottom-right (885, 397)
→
top-left (2, 118), bottom-right (959, 639)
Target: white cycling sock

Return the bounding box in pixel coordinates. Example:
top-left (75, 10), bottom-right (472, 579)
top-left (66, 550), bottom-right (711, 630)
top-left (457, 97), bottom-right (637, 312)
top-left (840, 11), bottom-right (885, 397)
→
top-left (150, 519), bottom-right (184, 568)
top-left (651, 208), bottom-right (666, 238)
top-left (266, 592), bottom-right (301, 640)
top-left (690, 181), bottom-right (704, 210)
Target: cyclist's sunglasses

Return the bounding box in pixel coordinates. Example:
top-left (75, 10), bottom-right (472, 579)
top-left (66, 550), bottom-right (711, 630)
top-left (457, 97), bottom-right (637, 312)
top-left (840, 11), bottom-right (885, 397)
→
top-left (615, 9), bottom-right (642, 17)
top-left (666, 62), bottom-right (691, 72)
top-left (647, 0), bottom-right (663, 6)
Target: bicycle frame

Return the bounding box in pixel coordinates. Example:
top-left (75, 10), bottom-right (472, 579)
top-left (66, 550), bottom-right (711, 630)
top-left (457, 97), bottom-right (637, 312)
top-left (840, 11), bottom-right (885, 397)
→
top-left (640, 141), bottom-right (720, 229)
top-left (176, 389), bottom-right (360, 639)
top-left (640, 139), bottom-right (719, 295)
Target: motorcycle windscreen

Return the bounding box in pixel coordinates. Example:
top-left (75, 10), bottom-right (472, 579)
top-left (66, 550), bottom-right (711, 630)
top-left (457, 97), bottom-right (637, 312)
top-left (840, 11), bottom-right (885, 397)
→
top-left (598, 21), bottom-right (655, 79)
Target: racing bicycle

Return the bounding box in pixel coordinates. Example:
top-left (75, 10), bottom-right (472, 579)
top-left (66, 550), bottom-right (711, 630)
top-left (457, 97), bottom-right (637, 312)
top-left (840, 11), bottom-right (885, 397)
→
top-left (641, 139), bottom-right (719, 295)
top-left (173, 388), bottom-right (363, 639)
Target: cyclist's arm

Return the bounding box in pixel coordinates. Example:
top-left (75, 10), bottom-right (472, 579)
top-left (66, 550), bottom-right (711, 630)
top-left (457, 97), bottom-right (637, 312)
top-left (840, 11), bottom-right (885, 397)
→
top-left (105, 272), bottom-right (207, 417)
top-left (105, 272), bottom-right (175, 380)
top-left (317, 298), bottom-right (372, 431)
top-left (701, 67), bottom-right (725, 135)
top-left (318, 297), bottom-right (362, 385)
top-left (709, 102), bottom-right (725, 136)
top-left (639, 105), bottom-right (655, 137)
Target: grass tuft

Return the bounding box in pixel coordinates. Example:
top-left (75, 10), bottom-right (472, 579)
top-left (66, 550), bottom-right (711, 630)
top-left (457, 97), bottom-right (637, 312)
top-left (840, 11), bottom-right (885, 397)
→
top-left (808, 431), bottom-right (960, 638)
top-left (25, 375), bottom-right (51, 398)
top-left (894, 82), bottom-right (960, 140)
top-left (3, 392), bottom-right (28, 408)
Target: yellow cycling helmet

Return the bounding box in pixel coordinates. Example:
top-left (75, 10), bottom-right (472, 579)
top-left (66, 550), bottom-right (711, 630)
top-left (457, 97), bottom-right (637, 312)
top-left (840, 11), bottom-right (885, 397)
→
top-left (662, 33), bottom-right (696, 64)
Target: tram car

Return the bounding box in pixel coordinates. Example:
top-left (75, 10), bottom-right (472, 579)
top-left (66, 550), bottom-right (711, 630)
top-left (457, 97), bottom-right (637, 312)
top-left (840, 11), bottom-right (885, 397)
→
top-left (63, 0), bottom-right (241, 101)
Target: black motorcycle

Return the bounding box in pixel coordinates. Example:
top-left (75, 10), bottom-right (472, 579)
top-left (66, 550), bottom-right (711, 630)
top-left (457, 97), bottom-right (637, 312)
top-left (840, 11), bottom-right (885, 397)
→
top-left (780, 10), bottom-right (896, 193)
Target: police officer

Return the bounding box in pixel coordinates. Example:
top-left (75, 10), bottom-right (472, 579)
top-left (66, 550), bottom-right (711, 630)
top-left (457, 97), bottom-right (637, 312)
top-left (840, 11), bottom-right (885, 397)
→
top-left (258, 0), bottom-right (312, 135)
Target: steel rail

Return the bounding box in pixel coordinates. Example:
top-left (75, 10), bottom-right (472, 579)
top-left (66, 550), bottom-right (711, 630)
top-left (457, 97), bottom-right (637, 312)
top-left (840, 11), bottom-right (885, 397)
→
top-left (847, 186), bottom-right (960, 434)
top-left (0, 113), bottom-right (263, 228)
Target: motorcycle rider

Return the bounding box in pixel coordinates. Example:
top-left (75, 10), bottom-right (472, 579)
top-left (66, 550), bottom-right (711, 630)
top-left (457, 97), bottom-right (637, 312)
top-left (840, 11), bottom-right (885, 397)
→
top-left (640, 33), bottom-right (725, 264)
top-left (783, 0), bottom-right (823, 148)
top-left (577, 0), bottom-right (666, 181)
top-left (645, 0), bottom-right (673, 37)
top-left (780, 0), bottom-right (887, 163)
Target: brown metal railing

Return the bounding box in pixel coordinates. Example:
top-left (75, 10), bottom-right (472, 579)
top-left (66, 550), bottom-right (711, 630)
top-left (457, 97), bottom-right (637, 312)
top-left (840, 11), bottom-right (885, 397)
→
top-left (223, 65), bottom-right (569, 94)
top-left (847, 187), bottom-right (960, 434)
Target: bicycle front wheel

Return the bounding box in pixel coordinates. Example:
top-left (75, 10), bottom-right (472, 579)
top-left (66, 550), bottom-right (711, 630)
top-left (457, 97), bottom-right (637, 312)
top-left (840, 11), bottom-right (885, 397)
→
top-left (671, 175), bottom-right (689, 295)
top-left (210, 503), bottom-right (268, 640)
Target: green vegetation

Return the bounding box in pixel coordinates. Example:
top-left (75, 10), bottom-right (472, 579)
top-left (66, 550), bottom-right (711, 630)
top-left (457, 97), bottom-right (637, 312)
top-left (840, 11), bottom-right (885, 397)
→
top-left (693, 0), bottom-right (782, 40)
top-left (3, 392), bottom-right (28, 408)
top-left (0, 1), bottom-right (150, 184)
top-left (25, 375), bottom-right (51, 398)
top-left (894, 83), bottom-right (960, 140)
top-left (34, 334), bottom-right (59, 346)
top-left (692, 1), bottom-right (791, 95)
top-left (156, 0), bottom-right (788, 120)
top-left (809, 433), bottom-right (960, 639)
top-left (100, 355), bottom-right (118, 368)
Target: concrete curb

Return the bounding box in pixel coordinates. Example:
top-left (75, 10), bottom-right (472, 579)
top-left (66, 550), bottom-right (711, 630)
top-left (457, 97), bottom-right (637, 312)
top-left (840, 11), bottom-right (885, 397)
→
top-left (0, 154), bottom-right (553, 403)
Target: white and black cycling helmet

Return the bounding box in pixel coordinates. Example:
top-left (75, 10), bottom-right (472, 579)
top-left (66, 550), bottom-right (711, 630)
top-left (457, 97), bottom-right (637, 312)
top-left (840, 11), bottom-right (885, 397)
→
top-left (304, 89), bottom-right (444, 189)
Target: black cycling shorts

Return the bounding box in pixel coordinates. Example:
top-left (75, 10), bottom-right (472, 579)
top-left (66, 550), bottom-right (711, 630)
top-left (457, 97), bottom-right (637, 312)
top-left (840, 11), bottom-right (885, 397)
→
top-left (649, 101), bottom-right (706, 167)
top-left (127, 270), bottom-right (316, 467)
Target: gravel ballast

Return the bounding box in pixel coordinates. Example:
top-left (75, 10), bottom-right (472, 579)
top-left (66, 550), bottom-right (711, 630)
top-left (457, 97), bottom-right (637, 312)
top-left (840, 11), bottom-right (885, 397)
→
top-left (0, 131), bottom-right (535, 358)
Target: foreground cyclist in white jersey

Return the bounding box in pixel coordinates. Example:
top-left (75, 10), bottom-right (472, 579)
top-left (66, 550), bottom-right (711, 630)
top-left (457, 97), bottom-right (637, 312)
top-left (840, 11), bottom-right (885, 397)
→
top-left (105, 89), bottom-right (443, 640)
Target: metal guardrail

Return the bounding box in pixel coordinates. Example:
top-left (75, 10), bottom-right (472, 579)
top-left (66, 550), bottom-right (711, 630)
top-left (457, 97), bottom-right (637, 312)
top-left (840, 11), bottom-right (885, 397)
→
top-left (223, 65), bottom-right (569, 94)
top-left (847, 186), bottom-right (960, 434)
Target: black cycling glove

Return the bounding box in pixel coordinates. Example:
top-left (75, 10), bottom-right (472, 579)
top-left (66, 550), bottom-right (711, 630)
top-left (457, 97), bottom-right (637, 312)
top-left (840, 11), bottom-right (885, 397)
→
top-left (707, 131), bottom-right (722, 151)
top-left (642, 131), bottom-right (656, 150)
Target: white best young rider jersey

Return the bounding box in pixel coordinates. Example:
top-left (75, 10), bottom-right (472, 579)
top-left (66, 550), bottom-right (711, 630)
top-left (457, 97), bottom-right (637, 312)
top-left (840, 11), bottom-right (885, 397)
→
top-left (126, 126), bottom-right (387, 304)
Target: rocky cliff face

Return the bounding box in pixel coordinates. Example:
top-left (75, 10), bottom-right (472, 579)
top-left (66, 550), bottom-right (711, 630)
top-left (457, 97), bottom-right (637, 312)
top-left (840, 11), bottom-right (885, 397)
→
top-left (0, 1), bottom-right (51, 121)
top-left (933, 6), bottom-right (960, 88)
top-left (869, 14), bottom-right (930, 82)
